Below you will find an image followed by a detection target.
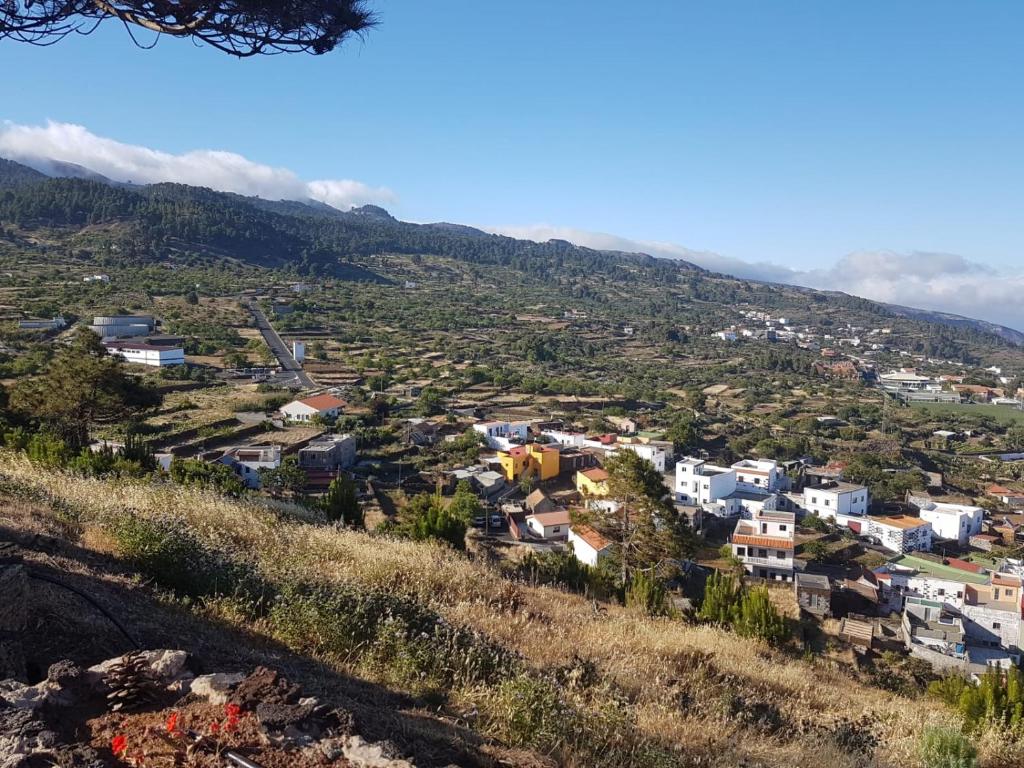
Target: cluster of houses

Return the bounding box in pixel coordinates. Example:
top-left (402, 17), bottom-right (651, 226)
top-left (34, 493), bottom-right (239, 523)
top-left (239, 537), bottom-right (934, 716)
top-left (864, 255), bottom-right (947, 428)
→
top-left (445, 411), bottom-right (1024, 673)
top-left (714, 312), bottom-right (894, 355)
top-left (879, 368), bottom-right (1024, 407)
top-left (213, 432), bottom-right (357, 490)
top-left (178, 392), bottom-right (356, 491)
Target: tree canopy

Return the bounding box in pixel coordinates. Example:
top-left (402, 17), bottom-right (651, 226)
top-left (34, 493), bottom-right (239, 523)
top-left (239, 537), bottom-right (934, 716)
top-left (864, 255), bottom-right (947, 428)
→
top-left (577, 449), bottom-right (694, 587)
top-left (10, 330), bottom-right (160, 451)
top-left (0, 1), bottom-right (375, 57)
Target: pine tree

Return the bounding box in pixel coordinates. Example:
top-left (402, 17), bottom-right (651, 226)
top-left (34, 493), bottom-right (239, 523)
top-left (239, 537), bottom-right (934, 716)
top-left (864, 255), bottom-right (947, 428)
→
top-left (625, 569), bottom-right (669, 616)
top-left (733, 585), bottom-right (788, 645)
top-left (321, 474), bottom-right (363, 527)
top-left (698, 571), bottom-right (741, 624)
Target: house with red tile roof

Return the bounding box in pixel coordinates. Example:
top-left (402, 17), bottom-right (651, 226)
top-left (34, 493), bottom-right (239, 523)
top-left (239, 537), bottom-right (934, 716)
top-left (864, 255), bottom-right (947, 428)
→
top-left (280, 393), bottom-right (347, 422)
top-left (568, 524), bottom-right (613, 567)
top-left (988, 484), bottom-right (1024, 506)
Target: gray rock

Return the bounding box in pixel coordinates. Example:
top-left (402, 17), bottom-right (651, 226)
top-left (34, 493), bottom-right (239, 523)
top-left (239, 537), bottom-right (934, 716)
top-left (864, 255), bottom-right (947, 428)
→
top-left (342, 735), bottom-right (415, 768)
top-left (86, 649), bottom-right (192, 691)
top-left (189, 672), bottom-right (245, 705)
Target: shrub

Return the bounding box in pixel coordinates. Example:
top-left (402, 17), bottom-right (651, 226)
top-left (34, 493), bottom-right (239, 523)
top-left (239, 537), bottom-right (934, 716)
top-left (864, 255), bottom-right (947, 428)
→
top-left (927, 674), bottom-right (971, 708)
top-left (954, 666), bottom-right (1024, 732)
top-left (390, 492), bottom-right (467, 549)
top-left (698, 570), bottom-right (741, 624)
top-left (267, 583), bottom-right (514, 694)
top-left (733, 585), bottom-right (788, 645)
top-left (321, 474), bottom-right (363, 527)
top-left (698, 572), bottom-right (789, 645)
top-left (918, 726), bottom-right (976, 768)
top-left (625, 570), bottom-right (670, 617)
top-left (486, 674), bottom-right (570, 752)
top-left (109, 513), bottom-right (259, 602)
top-left (800, 514), bottom-right (830, 533)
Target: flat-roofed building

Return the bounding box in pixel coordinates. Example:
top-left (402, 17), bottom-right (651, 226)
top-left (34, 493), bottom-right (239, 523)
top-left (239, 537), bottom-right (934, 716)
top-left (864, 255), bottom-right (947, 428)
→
top-left (731, 509), bottom-right (796, 582)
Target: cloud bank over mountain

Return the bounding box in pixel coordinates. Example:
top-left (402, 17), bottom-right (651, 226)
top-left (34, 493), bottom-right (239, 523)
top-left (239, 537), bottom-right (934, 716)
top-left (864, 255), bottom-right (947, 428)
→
top-left (2, 120), bottom-right (1019, 332)
top-left (486, 224), bottom-right (1024, 332)
top-left (0, 120), bottom-right (395, 211)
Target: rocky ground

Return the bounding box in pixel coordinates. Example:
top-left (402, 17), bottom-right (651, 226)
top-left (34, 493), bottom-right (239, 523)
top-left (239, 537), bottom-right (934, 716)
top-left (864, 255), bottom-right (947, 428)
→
top-left (0, 502), bottom-right (482, 768)
top-left (1, 651), bottom-right (417, 767)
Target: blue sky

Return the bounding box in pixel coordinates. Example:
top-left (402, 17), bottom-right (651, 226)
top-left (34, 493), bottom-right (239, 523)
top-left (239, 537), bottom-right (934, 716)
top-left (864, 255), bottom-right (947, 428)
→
top-left (2, 1), bottom-right (1023, 327)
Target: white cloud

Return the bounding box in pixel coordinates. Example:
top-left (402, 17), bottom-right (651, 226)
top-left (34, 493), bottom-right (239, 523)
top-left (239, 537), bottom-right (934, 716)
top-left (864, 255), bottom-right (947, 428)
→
top-left (0, 120), bottom-right (394, 210)
top-left (798, 251), bottom-right (1024, 331)
top-left (486, 224), bottom-right (1024, 332)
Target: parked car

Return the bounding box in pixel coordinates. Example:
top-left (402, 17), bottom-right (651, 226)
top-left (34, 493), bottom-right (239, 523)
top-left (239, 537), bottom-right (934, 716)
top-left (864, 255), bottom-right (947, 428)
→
top-left (489, 514), bottom-right (504, 529)
top-left (472, 515), bottom-right (486, 528)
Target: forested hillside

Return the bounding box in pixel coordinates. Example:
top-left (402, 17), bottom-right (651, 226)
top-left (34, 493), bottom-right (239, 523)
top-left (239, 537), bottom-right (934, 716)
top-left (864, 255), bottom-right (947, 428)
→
top-left (0, 156), bottom-right (1020, 366)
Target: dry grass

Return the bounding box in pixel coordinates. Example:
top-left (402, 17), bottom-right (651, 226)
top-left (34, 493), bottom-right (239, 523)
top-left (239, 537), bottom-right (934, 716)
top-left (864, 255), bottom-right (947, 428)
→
top-left (0, 451), bottom-right (991, 767)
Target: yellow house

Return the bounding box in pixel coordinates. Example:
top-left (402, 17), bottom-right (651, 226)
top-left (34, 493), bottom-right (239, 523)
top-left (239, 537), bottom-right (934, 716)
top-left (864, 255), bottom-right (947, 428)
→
top-left (497, 446), bottom-right (530, 482)
top-left (529, 444), bottom-right (561, 481)
top-left (576, 467), bottom-right (609, 497)
top-left (497, 444), bottom-right (561, 482)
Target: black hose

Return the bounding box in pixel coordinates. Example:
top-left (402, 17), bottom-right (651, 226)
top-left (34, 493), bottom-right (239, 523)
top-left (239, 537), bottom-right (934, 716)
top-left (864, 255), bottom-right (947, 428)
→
top-left (27, 571), bottom-right (141, 650)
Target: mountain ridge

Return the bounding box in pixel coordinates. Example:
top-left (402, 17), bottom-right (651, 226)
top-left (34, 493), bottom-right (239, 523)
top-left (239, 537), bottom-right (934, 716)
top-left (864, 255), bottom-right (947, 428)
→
top-left (1, 154), bottom-right (1021, 345)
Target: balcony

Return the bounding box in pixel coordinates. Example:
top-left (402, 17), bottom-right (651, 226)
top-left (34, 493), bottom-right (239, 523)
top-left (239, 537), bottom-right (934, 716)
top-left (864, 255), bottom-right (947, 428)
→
top-left (740, 555), bottom-right (793, 568)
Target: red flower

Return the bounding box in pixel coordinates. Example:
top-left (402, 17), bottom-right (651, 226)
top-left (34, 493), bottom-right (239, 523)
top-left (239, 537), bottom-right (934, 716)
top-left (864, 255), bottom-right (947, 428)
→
top-left (165, 712), bottom-right (179, 734)
top-left (209, 720), bottom-right (220, 734)
top-left (224, 702), bottom-right (242, 731)
top-left (111, 734), bottom-right (128, 757)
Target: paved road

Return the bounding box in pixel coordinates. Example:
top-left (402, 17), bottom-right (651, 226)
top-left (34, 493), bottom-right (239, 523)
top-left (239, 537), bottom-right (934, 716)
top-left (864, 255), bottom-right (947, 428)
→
top-left (247, 301), bottom-right (315, 389)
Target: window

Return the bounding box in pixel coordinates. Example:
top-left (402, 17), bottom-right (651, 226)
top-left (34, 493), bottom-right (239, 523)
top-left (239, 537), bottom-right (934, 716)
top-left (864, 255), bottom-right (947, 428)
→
top-left (736, 547), bottom-right (746, 556)
top-left (761, 523), bottom-right (768, 534)
top-left (758, 548), bottom-right (768, 558)
top-left (779, 524), bottom-right (787, 531)
top-left (993, 622), bottom-right (1001, 630)
top-left (811, 496), bottom-right (818, 504)
top-left (776, 550), bottom-right (786, 559)
top-left (552, 526), bottom-right (561, 533)
top-left (937, 589), bottom-right (945, 596)
top-left (824, 499), bottom-right (831, 507)
top-left (994, 588), bottom-right (1000, 599)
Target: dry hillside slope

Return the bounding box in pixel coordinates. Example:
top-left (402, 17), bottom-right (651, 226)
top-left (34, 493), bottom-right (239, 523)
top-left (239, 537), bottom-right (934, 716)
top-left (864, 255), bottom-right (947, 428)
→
top-left (0, 451), bottom-right (1006, 768)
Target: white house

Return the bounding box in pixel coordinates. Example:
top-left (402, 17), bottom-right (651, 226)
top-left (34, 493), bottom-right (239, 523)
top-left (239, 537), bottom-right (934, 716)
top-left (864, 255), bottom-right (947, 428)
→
top-left (526, 509), bottom-right (571, 540)
top-left (615, 440), bottom-right (668, 473)
top-left (731, 509), bottom-right (796, 582)
top-left (542, 429), bottom-right (587, 448)
top-left (862, 515), bottom-right (933, 554)
top-left (801, 481), bottom-right (870, 522)
top-left (280, 393), bottom-right (346, 423)
top-left (103, 340), bottom-right (185, 367)
top-left (216, 444), bottom-right (282, 489)
top-left (914, 499), bottom-right (985, 547)
top-left (961, 574), bottom-right (1023, 656)
top-left (473, 420), bottom-right (530, 450)
top-left (568, 524), bottom-right (613, 567)
top-left (675, 457), bottom-right (778, 517)
top-left (884, 553), bottom-right (991, 611)
top-left (732, 458), bottom-right (784, 493)
top-left (675, 458), bottom-right (737, 508)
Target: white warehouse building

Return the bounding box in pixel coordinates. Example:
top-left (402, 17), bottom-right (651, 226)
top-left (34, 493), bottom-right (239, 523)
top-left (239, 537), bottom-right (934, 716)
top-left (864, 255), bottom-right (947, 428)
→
top-left (103, 341), bottom-right (184, 367)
